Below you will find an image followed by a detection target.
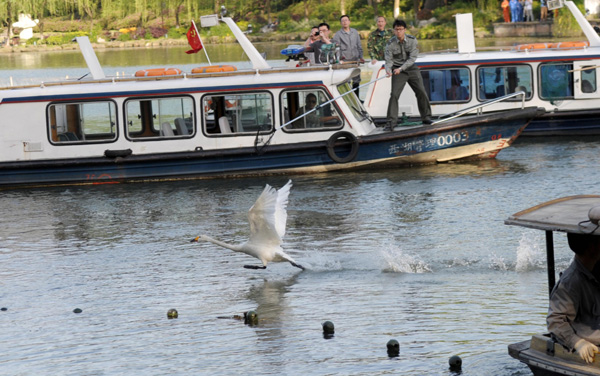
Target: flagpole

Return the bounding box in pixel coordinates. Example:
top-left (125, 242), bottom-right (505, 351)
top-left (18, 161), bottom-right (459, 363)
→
top-left (192, 20), bottom-right (211, 65)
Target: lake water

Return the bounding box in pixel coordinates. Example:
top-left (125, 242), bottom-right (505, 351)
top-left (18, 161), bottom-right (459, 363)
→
top-left (2, 135), bottom-right (599, 375)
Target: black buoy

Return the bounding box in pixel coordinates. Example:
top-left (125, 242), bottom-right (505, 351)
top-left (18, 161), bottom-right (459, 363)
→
top-left (322, 321), bottom-right (335, 338)
top-left (167, 309), bottom-right (178, 319)
top-left (386, 339), bottom-right (400, 357)
top-left (73, 308), bottom-right (82, 314)
top-left (449, 355), bottom-right (462, 372)
top-left (1, 307), bottom-right (7, 311)
top-left (244, 310), bottom-right (258, 325)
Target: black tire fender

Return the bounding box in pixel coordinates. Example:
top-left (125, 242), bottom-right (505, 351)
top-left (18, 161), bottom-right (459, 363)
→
top-left (326, 131), bottom-right (359, 163)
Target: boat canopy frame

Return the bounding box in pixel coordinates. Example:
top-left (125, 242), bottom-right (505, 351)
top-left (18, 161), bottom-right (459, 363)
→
top-left (505, 195), bottom-right (600, 296)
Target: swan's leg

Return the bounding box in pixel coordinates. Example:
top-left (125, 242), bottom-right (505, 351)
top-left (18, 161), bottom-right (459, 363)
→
top-left (243, 265), bottom-right (267, 269)
top-left (290, 261), bottom-right (305, 270)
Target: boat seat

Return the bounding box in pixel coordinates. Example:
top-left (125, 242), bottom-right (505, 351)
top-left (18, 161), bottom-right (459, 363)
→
top-left (58, 132), bottom-right (79, 142)
top-left (218, 116), bottom-right (232, 134)
top-left (160, 122), bottom-right (175, 137)
top-left (175, 118), bottom-right (189, 135)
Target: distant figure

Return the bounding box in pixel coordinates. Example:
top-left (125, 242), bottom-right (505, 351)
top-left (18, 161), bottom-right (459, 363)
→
top-left (384, 19), bottom-right (432, 130)
top-left (547, 233), bottom-right (600, 364)
top-left (367, 16), bottom-right (393, 64)
top-left (541, 0), bottom-right (548, 21)
top-left (332, 15), bottom-right (364, 97)
top-left (524, 0), bottom-right (534, 21)
top-left (502, 0), bottom-right (511, 22)
top-left (510, 0), bottom-right (520, 22)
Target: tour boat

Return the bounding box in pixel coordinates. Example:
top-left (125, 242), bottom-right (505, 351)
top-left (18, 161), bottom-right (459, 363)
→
top-left (364, 0), bottom-right (600, 136)
top-left (0, 14), bottom-right (540, 189)
top-left (506, 195), bottom-right (600, 376)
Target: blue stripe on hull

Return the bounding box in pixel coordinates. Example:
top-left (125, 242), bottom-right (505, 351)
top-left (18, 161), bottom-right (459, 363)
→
top-left (0, 119), bottom-right (527, 189)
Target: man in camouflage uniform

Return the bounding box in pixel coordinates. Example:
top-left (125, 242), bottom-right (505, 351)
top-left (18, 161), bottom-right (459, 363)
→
top-left (367, 16), bottom-right (393, 64)
top-left (384, 19), bottom-right (432, 131)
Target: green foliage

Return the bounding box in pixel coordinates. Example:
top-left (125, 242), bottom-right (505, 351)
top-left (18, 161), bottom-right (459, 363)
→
top-left (44, 31), bottom-right (89, 45)
top-left (554, 2), bottom-right (586, 37)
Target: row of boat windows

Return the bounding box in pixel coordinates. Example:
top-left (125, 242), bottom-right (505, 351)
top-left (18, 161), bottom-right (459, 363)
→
top-left (422, 62), bottom-right (596, 103)
top-left (47, 87), bottom-right (347, 144)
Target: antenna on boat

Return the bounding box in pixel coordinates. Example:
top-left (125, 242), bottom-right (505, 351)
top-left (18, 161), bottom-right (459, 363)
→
top-left (200, 14), bottom-right (270, 70)
top-left (561, 1), bottom-right (600, 47)
top-left (74, 36), bottom-right (106, 80)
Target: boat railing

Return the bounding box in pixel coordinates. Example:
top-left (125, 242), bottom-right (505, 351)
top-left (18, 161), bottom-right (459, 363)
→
top-left (433, 91), bottom-right (526, 125)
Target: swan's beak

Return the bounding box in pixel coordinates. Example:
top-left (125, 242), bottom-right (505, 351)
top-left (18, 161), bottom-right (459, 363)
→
top-left (190, 236), bottom-right (200, 243)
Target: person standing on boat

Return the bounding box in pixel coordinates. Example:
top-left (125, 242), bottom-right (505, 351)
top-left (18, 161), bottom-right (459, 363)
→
top-left (367, 16), bottom-right (393, 64)
top-left (304, 26), bottom-right (320, 64)
top-left (383, 19), bottom-right (432, 131)
top-left (311, 22), bottom-right (333, 64)
top-left (547, 232), bottom-right (600, 364)
top-left (502, 0), bottom-right (511, 22)
top-left (332, 15), bottom-right (364, 97)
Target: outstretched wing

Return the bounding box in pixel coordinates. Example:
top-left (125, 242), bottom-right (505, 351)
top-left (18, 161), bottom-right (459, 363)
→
top-left (248, 180), bottom-right (292, 246)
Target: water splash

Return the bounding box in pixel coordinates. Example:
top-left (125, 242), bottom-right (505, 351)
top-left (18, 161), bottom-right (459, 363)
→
top-left (515, 231), bottom-right (546, 272)
top-left (380, 245), bottom-right (432, 273)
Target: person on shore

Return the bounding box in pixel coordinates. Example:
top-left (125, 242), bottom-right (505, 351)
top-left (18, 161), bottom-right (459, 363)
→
top-left (541, 0), bottom-right (548, 21)
top-left (384, 19), bottom-right (432, 131)
top-left (367, 16), bottom-right (393, 64)
top-left (510, 0), bottom-right (520, 22)
top-left (547, 232), bottom-right (600, 364)
top-left (332, 15), bottom-right (364, 97)
top-left (502, 0), bottom-right (511, 22)
top-left (524, 0), bottom-right (534, 21)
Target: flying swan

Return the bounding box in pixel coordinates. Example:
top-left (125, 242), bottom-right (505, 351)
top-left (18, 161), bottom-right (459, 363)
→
top-left (192, 180), bottom-right (304, 270)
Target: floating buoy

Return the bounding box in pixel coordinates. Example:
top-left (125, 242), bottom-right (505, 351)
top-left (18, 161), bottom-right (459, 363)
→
top-left (449, 355), bottom-right (462, 371)
top-left (191, 65), bottom-right (237, 74)
top-left (167, 308), bottom-right (178, 319)
top-left (1, 307), bottom-right (7, 311)
top-left (244, 310), bottom-right (258, 325)
top-left (386, 339), bottom-right (400, 357)
top-left (73, 308), bottom-right (82, 314)
top-left (322, 321), bottom-right (335, 336)
top-left (134, 68), bottom-right (182, 77)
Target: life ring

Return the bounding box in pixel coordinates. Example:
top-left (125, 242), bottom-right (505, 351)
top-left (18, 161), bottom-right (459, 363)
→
top-left (515, 41), bottom-right (589, 51)
top-left (515, 43), bottom-right (550, 51)
top-left (191, 65), bottom-right (238, 74)
top-left (326, 131), bottom-right (359, 163)
top-left (135, 68), bottom-right (182, 77)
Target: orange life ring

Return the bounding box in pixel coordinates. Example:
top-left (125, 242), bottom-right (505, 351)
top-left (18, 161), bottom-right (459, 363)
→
top-left (515, 41), bottom-right (589, 51)
top-left (552, 41), bottom-right (589, 49)
top-left (191, 65), bottom-right (237, 74)
top-left (515, 43), bottom-right (550, 51)
top-left (135, 68), bottom-right (182, 77)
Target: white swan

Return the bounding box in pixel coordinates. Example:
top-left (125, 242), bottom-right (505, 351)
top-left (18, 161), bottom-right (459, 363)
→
top-left (192, 180), bottom-right (304, 270)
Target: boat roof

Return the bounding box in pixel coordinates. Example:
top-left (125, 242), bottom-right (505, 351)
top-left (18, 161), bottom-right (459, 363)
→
top-left (505, 195), bottom-right (600, 234)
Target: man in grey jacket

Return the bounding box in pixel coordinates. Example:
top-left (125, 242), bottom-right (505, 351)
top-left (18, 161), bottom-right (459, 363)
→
top-left (384, 19), bottom-right (431, 131)
top-left (332, 15), bottom-right (364, 98)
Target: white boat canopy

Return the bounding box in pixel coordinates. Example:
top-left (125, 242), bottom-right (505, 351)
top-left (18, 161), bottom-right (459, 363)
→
top-left (505, 195), bottom-right (600, 235)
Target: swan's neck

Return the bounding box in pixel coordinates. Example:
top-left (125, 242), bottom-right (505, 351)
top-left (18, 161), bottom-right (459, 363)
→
top-left (200, 235), bottom-right (243, 252)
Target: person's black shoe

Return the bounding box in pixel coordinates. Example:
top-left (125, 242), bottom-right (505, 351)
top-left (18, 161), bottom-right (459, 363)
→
top-left (422, 118), bottom-right (433, 125)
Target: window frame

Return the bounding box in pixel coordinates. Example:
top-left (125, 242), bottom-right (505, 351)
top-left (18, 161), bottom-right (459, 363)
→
top-left (279, 87), bottom-right (345, 133)
top-left (47, 99), bottom-right (118, 145)
top-left (476, 64), bottom-right (534, 102)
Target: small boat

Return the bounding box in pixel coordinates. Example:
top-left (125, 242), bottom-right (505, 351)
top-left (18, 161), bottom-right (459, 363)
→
top-left (505, 195), bottom-right (600, 376)
top-left (0, 14), bottom-right (540, 189)
top-left (364, 0), bottom-right (600, 136)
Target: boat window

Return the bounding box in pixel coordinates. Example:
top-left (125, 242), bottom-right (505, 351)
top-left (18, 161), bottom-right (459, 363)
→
top-left (477, 65), bottom-right (533, 101)
top-left (281, 88), bottom-right (343, 131)
top-left (581, 66), bottom-right (596, 93)
top-left (48, 101), bottom-right (117, 144)
top-left (421, 68), bottom-right (470, 102)
top-left (202, 93), bottom-right (273, 135)
top-left (337, 82), bottom-right (368, 122)
top-left (539, 63), bottom-right (574, 100)
top-left (124, 96), bottom-right (195, 140)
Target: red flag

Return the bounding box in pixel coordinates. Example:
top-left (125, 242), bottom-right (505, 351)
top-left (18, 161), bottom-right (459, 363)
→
top-left (186, 21), bottom-right (202, 54)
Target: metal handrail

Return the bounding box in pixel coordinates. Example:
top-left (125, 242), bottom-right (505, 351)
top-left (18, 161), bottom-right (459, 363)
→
top-left (432, 91), bottom-right (526, 125)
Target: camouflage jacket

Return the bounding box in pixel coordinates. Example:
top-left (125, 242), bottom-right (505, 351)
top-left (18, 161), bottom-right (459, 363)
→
top-left (367, 28), bottom-right (393, 60)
